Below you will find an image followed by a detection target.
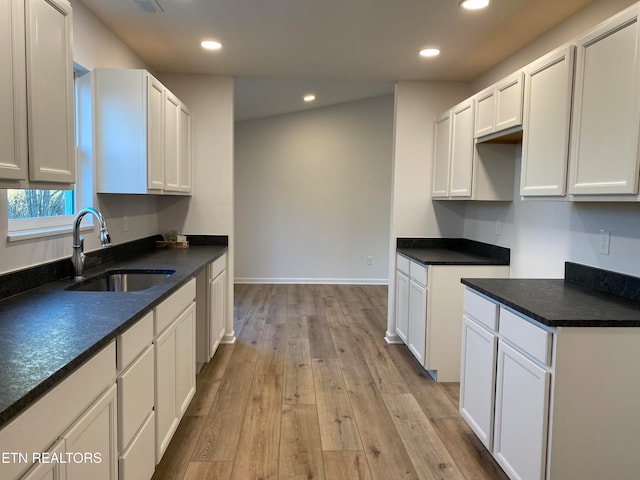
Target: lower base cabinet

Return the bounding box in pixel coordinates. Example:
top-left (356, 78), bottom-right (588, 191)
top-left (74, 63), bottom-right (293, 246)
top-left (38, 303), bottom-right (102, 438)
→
top-left (461, 287), bottom-right (640, 480)
top-left (20, 439), bottom-right (67, 480)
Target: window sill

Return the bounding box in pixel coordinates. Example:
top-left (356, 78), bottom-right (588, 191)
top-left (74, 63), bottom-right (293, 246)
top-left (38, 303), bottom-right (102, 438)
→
top-left (7, 224), bottom-right (94, 243)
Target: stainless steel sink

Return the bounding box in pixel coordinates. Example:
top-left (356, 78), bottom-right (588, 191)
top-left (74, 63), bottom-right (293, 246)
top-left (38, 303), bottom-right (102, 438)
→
top-left (67, 269), bottom-right (176, 292)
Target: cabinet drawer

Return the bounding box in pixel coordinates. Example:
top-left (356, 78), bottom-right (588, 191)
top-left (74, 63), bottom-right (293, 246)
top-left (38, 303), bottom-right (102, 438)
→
top-left (409, 261), bottom-right (428, 287)
top-left (118, 345), bottom-right (155, 451)
top-left (396, 254), bottom-right (410, 275)
top-left (210, 253), bottom-right (227, 279)
top-left (464, 288), bottom-right (498, 331)
top-left (117, 311), bottom-right (153, 372)
top-left (119, 411), bottom-right (155, 480)
top-left (499, 307), bottom-right (552, 366)
top-left (155, 279), bottom-right (196, 336)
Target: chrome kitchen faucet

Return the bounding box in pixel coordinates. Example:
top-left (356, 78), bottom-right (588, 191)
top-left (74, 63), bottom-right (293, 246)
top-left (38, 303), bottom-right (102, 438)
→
top-left (72, 207), bottom-right (111, 279)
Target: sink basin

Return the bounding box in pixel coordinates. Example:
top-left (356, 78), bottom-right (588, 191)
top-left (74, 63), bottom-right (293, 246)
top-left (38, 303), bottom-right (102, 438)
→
top-left (67, 269), bottom-right (176, 292)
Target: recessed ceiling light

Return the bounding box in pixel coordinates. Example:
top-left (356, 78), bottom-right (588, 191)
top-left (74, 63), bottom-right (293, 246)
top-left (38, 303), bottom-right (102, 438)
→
top-left (201, 40), bottom-right (222, 51)
top-left (303, 94), bottom-right (316, 102)
top-left (418, 48), bottom-right (440, 58)
top-left (460, 0), bottom-right (490, 10)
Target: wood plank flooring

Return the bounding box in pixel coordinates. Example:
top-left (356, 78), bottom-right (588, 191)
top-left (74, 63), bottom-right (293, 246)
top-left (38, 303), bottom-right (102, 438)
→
top-left (152, 284), bottom-right (508, 480)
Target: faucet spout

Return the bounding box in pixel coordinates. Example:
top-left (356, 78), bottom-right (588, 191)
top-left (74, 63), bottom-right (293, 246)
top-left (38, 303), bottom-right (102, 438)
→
top-left (72, 207), bottom-right (111, 280)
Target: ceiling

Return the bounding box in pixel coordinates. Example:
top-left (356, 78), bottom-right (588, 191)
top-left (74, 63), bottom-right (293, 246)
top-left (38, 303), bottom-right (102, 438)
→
top-left (78, 0), bottom-right (596, 120)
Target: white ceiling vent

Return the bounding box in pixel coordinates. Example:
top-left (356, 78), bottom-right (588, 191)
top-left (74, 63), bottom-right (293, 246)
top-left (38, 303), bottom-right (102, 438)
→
top-left (133, 0), bottom-right (164, 13)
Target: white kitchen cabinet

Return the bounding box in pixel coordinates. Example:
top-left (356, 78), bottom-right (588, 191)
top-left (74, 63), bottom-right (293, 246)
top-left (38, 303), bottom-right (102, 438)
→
top-left (408, 273), bottom-right (427, 364)
top-left (521, 45), bottom-right (575, 197)
top-left (569, 5), bottom-right (640, 197)
top-left (432, 110), bottom-right (452, 198)
top-left (63, 384), bottom-right (118, 480)
top-left (395, 269), bottom-right (410, 343)
top-left (0, 0), bottom-right (75, 188)
top-left (493, 341), bottom-right (550, 480)
top-left (153, 279), bottom-right (196, 462)
top-left (461, 286), bottom-right (640, 479)
top-left (459, 313), bottom-right (497, 450)
top-left (396, 255), bottom-right (508, 382)
top-left (0, 343), bottom-right (115, 480)
top-left (93, 68), bottom-right (191, 195)
top-left (209, 268), bottom-right (227, 358)
top-left (474, 71), bottom-right (524, 140)
top-left (449, 99), bottom-right (475, 197)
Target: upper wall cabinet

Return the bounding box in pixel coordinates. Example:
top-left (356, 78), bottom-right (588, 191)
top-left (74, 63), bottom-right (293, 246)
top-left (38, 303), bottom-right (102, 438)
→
top-left (432, 110), bottom-right (452, 198)
top-left (93, 69), bottom-right (192, 195)
top-left (0, 0), bottom-right (75, 189)
top-left (474, 71), bottom-right (524, 140)
top-left (569, 5), bottom-right (640, 198)
top-left (520, 45), bottom-right (575, 197)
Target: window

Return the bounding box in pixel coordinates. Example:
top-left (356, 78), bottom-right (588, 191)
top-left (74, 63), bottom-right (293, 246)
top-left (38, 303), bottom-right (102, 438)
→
top-left (6, 65), bottom-right (90, 241)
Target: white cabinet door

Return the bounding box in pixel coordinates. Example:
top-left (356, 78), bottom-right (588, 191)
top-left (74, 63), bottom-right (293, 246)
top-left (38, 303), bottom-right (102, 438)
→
top-left (164, 90), bottom-right (180, 192)
top-left (178, 102), bottom-right (192, 193)
top-left (432, 110), bottom-right (452, 198)
top-left (21, 439), bottom-right (66, 480)
top-left (146, 74), bottom-right (165, 191)
top-left (209, 269), bottom-right (226, 357)
top-left (521, 45), bottom-right (575, 196)
top-left (64, 384), bottom-right (118, 480)
top-left (569, 6), bottom-right (640, 195)
top-left (0, 0), bottom-right (27, 181)
top-left (494, 341), bottom-right (550, 480)
top-left (25, 0), bottom-right (74, 184)
top-left (175, 303), bottom-right (196, 417)
top-left (459, 315), bottom-right (497, 450)
top-left (395, 270), bottom-right (409, 343)
top-left (154, 322), bottom-right (178, 462)
top-left (494, 71), bottom-right (524, 132)
top-left (449, 99), bottom-right (474, 197)
top-left (407, 279), bottom-right (427, 365)
top-left (474, 87), bottom-right (495, 138)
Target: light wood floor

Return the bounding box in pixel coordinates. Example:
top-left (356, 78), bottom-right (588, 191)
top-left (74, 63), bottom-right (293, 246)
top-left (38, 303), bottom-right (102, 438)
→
top-left (152, 284), bottom-right (508, 480)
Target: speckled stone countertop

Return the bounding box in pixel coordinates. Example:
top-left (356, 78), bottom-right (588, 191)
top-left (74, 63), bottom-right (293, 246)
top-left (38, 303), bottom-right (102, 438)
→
top-left (461, 262), bottom-right (640, 328)
top-left (397, 238), bottom-right (510, 265)
top-left (0, 240), bottom-right (227, 428)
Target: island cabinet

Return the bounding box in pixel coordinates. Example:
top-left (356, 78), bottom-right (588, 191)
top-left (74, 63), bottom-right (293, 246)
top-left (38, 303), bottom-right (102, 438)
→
top-left (395, 253), bottom-right (509, 382)
top-left (520, 45), bottom-right (575, 197)
top-left (93, 69), bottom-right (192, 195)
top-left (568, 5), bottom-right (640, 199)
top-left (0, 0), bottom-right (75, 189)
top-left (461, 287), bottom-right (640, 480)
top-left (116, 312), bottom-right (155, 480)
top-left (153, 279), bottom-right (196, 462)
top-left (0, 343), bottom-right (117, 480)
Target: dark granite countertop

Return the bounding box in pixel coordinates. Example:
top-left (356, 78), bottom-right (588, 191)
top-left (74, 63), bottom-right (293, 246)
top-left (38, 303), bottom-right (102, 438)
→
top-left (0, 242), bottom-right (227, 428)
top-left (397, 238), bottom-right (510, 266)
top-left (462, 262), bottom-right (640, 328)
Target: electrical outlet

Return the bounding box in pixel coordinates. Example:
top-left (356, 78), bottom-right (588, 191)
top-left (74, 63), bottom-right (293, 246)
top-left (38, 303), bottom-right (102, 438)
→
top-left (496, 220), bottom-right (502, 236)
top-left (367, 256), bottom-right (373, 265)
top-left (123, 215), bottom-right (128, 232)
top-left (599, 230), bottom-right (610, 255)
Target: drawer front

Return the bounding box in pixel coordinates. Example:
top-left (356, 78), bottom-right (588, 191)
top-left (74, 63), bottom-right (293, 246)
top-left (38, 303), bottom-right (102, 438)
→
top-left (463, 288), bottom-right (498, 331)
top-left (118, 311), bottom-right (153, 372)
top-left (409, 261), bottom-right (428, 287)
top-left (210, 253), bottom-right (227, 279)
top-left (499, 307), bottom-right (552, 366)
top-left (118, 345), bottom-right (155, 451)
top-left (396, 254), bottom-right (411, 275)
top-left (155, 278), bottom-right (196, 336)
top-left (119, 411), bottom-right (155, 480)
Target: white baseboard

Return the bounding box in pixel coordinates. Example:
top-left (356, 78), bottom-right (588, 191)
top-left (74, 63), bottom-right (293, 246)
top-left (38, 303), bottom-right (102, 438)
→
top-left (234, 277), bottom-right (389, 285)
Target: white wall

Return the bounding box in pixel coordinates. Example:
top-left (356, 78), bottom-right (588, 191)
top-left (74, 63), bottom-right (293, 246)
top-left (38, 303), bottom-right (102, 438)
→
top-left (0, 0), bottom-right (156, 274)
top-left (464, 0), bottom-right (640, 279)
top-left (234, 95), bottom-right (393, 284)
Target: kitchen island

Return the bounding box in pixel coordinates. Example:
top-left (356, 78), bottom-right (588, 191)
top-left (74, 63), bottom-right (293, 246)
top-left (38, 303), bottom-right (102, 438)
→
top-left (460, 262), bottom-right (640, 480)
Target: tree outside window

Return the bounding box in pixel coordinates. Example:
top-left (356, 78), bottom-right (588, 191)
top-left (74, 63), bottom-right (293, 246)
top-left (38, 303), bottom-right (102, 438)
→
top-left (7, 189), bottom-right (74, 220)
